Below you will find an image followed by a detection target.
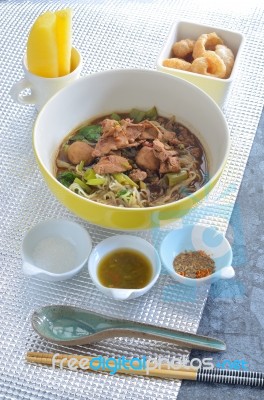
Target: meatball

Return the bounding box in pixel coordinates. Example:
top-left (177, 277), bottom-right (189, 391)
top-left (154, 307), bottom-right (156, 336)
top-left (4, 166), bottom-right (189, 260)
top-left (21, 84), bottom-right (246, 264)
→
top-left (67, 141), bottom-right (94, 165)
top-left (135, 146), bottom-right (160, 171)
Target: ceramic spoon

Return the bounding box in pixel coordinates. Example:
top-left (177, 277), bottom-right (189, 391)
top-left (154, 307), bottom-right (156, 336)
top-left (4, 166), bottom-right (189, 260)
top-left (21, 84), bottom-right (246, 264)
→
top-left (32, 305), bottom-right (226, 351)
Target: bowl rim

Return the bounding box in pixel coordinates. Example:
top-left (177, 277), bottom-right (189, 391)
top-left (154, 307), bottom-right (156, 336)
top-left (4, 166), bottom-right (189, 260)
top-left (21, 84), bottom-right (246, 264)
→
top-left (33, 68), bottom-right (230, 213)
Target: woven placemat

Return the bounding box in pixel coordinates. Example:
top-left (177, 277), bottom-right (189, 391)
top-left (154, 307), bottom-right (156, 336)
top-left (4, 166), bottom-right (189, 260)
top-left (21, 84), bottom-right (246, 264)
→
top-left (0, 0), bottom-right (263, 399)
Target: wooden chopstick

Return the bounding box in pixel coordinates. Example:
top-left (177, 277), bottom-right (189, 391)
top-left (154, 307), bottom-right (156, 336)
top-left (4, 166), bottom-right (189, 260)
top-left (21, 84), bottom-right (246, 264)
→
top-left (26, 352), bottom-right (198, 380)
top-left (26, 352), bottom-right (264, 387)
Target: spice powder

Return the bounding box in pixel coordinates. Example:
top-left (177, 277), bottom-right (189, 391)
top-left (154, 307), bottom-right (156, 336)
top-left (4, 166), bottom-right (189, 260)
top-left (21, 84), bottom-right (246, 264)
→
top-left (173, 250), bottom-right (215, 278)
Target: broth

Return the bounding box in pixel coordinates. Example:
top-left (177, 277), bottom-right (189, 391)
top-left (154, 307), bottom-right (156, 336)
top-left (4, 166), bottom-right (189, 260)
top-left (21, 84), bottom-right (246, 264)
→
top-left (98, 248), bottom-right (153, 289)
top-left (55, 107), bottom-right (208, 208)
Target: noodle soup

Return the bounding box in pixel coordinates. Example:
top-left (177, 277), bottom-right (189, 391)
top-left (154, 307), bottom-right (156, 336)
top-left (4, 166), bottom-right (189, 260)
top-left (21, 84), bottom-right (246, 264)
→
top-left (55, 107), bottom-right (208, 208)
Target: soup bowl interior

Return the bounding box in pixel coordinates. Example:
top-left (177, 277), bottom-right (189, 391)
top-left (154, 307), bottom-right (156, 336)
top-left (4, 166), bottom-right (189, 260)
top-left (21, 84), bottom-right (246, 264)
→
top-left (34, 69), bottom-right (229, 230)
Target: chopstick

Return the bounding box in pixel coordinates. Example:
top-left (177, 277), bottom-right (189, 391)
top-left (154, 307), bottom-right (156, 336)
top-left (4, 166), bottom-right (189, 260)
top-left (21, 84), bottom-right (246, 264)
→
top-left (26, 352), bottom-right (264, 387)
top-left (26, 352), bottom-right (198, 380)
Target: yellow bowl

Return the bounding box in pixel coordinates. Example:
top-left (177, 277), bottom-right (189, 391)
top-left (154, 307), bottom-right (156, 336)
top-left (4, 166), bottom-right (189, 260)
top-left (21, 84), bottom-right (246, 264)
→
top-left (33, 69), bottom-right (230, 230)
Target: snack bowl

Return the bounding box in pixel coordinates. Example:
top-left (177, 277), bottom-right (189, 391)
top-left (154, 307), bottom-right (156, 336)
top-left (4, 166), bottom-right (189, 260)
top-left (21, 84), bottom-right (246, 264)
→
top-left (159, 224), bottom-right (234, 286)
top-left (33, 68), bottom-right (230, 230)
top-left (88, 235), bottom-right (161, 300)
top-left (157, 20), bottom-right (245, 106)
top-left (22, 219), bottom-right (92, 281)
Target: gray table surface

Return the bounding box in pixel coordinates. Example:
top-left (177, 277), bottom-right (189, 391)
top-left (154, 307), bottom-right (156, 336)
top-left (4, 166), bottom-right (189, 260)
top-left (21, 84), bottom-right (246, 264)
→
top-left (178, 109), bottom-right (264, 399)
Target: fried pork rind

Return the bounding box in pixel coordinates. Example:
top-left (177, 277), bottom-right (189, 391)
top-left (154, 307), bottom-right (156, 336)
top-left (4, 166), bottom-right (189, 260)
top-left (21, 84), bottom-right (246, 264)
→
top-left (190, 51), bottom-right (226, 78)
top-left (172, 39), bottom-right (195, 59)
top-left (163, 58), bottom-right (191, 71)
top-left (192, 32), bottom-right (223, 59)
top-left (163, 31), bottom-right (235, 79)
top-left (215, 44), bottom-right (235, 78)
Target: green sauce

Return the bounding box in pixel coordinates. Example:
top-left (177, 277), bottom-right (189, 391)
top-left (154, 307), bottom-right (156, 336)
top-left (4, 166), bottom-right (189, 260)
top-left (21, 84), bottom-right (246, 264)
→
top-left (98, 248), bottom-right (153, 289)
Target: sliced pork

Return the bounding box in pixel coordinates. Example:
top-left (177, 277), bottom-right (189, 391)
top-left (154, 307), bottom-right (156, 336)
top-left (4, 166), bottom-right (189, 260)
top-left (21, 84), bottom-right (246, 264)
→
top-left (93, 155), bottom-right (132, 174)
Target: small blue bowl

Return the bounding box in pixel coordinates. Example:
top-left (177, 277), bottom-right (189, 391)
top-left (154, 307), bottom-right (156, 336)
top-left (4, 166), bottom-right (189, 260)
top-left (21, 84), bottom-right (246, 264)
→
top-left (159, 224), bottom-right (234, 286)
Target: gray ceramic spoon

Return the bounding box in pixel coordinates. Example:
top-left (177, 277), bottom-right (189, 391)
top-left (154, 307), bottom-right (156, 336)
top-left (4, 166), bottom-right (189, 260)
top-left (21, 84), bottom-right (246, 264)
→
top-left (32, 305), bottom-right (226, 351)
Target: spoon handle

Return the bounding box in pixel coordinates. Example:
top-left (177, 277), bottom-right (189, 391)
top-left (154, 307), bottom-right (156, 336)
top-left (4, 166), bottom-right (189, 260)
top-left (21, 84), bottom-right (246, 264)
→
top-left (88, 325), bottom-right (226, 352)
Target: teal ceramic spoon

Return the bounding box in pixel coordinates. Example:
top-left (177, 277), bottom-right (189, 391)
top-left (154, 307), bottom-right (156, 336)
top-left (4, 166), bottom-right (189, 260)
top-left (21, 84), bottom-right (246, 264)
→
top-left (32, 305), bottom-right (226, 351)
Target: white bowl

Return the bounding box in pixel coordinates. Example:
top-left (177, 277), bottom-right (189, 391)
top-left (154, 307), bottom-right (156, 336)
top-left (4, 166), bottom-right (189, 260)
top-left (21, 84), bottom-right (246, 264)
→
top-left (159, 224), bottom-right (234, 286)
top-left (88, 235), bottom-right (161, 300)
top-left (33, 68), bottom-right (230, 230)
top-left (22, 219), bottom-right (92, 281)
top-left (157, 20), bottom-right (245, 106)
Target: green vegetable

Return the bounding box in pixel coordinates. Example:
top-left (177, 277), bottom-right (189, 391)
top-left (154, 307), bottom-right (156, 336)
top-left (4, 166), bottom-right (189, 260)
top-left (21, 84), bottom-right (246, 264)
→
top-left (139, 181), bottom-right (146, 190)
top-left (117, 189), bottom-right (132, 200)
top-left (113, 173), bottom-right (138, 188)
top-left (121, 160), bottom-right (132, 170)
top-left (83, 168), bottom-right (96, 181)
top-left (129, 106), bottom-right (158, 123)
top-left (62, 143), bottom-right (69, 152)
top-left (117, 189), bottom-right (129, 197)
top-left (145, 106), bottom-right (158, 120)
top-left (57, 171), bottom-right (77, 187)
top-left (129, 109), bottom-right (146, 123)
top-left (166, 170), bottom-right (188, 187)
top-left (71, 125), bottom-right (102, 143)
top-left (83, 168), bottom-right (106, 186)
top-left (76, 160), bottom-right (85, 172)
top-left (74, 178), bottom-right (92, 193)
top-left (110, 113), bottom-right (121, 121)
top-left (86, 178), bottom-right (106, 186)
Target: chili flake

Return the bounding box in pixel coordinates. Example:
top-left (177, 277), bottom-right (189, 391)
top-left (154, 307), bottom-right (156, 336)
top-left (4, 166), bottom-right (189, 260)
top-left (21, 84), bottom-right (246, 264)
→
top-left (173, 250), bottom-right (215, 279)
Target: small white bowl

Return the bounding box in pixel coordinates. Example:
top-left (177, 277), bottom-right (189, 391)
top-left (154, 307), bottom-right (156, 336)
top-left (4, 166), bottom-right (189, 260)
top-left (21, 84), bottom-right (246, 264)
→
top-left (22, 219), bottom-right (92, 281)
top-left (157, 20), bottom-right (245, 106)
top-left (159, 224), bottom-right (234, 286)
top-left (88, 235), bottom-right (161, 300)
